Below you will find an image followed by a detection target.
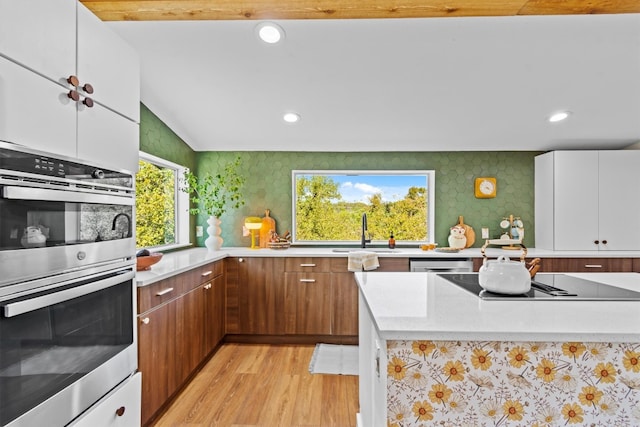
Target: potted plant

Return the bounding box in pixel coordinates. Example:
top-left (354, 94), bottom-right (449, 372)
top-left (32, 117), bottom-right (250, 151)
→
top-left (182, 156), bottom-right (245, 250)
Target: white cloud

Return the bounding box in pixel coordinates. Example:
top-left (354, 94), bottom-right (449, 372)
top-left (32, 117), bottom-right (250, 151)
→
top-left (354, 182), bottom-right (381, 194)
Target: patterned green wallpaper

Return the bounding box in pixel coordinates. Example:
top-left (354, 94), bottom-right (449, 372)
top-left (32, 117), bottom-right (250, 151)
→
top-left (196, 151), bottom-right (540, 248)
top-left (137, 105), bottom-right (540, 249)
top-left (139, 104), bottom-right (196, 170)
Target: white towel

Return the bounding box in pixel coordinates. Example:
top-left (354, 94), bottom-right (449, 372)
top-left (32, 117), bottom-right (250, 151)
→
top-left (347, 251), bottom-right (379, 272)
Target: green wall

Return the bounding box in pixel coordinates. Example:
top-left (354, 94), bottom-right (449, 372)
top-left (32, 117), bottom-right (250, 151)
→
top-left (138, 105), bottom-right (540, 249)
top-left (139, 104), bottom-right (196, 169)
top-left (196, 151), bottom-right (540, 248)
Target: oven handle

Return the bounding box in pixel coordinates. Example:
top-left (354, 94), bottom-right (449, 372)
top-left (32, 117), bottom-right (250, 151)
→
top-left (2, 186), bottom-right (134, 206)
top-left (2, 271), bottom-right (135, 317)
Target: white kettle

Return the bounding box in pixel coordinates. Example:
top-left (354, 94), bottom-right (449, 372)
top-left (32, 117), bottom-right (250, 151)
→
top-left (479, 255), bottom-right (531, 294)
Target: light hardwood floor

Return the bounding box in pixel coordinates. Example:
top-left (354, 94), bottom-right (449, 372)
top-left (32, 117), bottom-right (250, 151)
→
top-left (152, 343), bottom-right (359, 427)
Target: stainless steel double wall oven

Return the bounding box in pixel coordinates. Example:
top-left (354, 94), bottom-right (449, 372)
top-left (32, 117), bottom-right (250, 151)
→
top-left (0, 141), bottom-right (138, 426)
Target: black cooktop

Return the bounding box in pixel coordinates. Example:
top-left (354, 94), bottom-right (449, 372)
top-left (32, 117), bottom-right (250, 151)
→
top-left (438, 273), bottom-right (640, 301)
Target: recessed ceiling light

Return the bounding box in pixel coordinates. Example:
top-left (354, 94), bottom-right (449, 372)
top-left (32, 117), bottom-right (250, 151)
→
top-left (283, 112), bottom-right (300, 123)
top-left (256, 22), bottom-right (284, 44)
top-left (548, 111), bottom-right (571, 123)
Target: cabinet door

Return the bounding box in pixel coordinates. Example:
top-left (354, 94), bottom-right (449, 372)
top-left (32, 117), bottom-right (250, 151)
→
top-left (0, 0), bottom-right (75, 84)
top-left (77, 2), bottom-right (140, 122)
top-left (177, 286), bottom-right (206, 382)
top-left (553, 151), bottom-right (599, 250)
top-left (205, 275), bottom-right (225, 353)
top-left (138, 302), bottom-right (177, 426)
top-left (228, 257), bottom-right (285, 334)
top-left (284, 272), bottom-right (332, 335)
top-left (598, 151), bottom-right (640, 250)
top-left (0, 55), bottom-right (76, 157)
top-left (76, 101), bottom-right (139, 172)
top-left (331, 272), bottom-right (359, 336)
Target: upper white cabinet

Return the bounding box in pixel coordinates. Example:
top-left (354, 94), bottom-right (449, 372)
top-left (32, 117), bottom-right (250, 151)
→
top-left (77, 3), bottom-right (140, 122)
top-left (0, 0), bottom-right (76, 84)
top-left (0, 0), bottom-right (140, 172)
top-left (0, 55), bottom-right (77, 158)
top-left (535, 150), bottom-right (640, 251)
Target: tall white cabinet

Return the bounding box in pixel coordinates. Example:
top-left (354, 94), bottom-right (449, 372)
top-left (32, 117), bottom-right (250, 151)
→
top-left (535, 150), bottom-right (640, 251)
top-left (0, 0), bottom-right (140, 172)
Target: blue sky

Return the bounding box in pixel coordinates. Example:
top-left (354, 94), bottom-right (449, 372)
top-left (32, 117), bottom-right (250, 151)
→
top-left (325, 174), bottom-right (428, 203)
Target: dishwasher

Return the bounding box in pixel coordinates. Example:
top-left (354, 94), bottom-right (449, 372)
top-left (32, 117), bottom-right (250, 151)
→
top-left (409, 258), bottom-right (473, 272)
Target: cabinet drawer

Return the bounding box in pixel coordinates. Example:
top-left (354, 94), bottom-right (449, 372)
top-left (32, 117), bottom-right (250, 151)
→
top-left (285, 257), bottom-right (331, 272)
top-left (138, 276), bottom-right (181, 313)
top-left (69, 372), bottom-right (141, 427)
top-left (183, 260), bottom-right (225, 292)
top-left (546, 258), bottom-right (633, 272)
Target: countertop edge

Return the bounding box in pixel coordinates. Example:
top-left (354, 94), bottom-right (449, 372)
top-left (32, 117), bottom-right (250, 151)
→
top-left (136, 246), bottom-right (640, 287)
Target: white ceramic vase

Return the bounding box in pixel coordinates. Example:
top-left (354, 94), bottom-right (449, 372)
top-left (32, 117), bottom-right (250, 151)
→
top-left (205, 216), bottom-right (223, 251)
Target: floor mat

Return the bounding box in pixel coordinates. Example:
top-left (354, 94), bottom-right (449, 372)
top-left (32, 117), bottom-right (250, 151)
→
top-left (308, 344), bottom-right (359, 376)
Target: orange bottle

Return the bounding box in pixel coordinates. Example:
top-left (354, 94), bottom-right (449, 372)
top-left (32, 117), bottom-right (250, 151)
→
top-left (259, 209), bottom-right (276, 248)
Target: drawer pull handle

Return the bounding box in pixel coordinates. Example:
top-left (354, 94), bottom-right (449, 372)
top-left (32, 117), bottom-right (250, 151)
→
top-left (300, 263), bottom-right (316, 267)
top-left (156, 287), bottom-right (174, 296)
top-left (300, 279), bottom-right (316, 283)
top-left (204, 283), bottom-right (212, 290)
top-left (116, 406), bottom-right (126, 417)
top-left (202, 270), bottom-right (213, 277)
top-left (141, 317), bottom-right (150, 325)
top-left (585, 264), bottom-right (603, 268)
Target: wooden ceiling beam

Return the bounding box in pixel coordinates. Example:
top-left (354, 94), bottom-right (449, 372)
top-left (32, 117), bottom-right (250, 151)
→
top-left (79, 0), bottom-right (640, 21)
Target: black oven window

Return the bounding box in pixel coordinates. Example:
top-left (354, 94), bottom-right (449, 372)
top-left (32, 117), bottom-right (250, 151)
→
top-left (0, 279), bottom-right (133, 425)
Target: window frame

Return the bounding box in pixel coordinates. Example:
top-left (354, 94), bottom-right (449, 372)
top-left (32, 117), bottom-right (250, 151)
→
top-left (136, 151), bottom-right (191, 251)
top-left (291, 169), bottom-right (435, 246)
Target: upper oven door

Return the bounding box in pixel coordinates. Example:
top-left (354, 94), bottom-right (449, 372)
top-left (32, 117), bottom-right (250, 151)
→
top-left (0, 180), bottom-right (134, 249)
top-left (0, 182), bottom-right (135, 286)
top-left (0, 142), bottom-right (135, 287)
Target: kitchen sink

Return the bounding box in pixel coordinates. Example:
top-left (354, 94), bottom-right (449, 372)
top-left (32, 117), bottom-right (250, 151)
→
top-left (331, 248), bottom-right (400, 253)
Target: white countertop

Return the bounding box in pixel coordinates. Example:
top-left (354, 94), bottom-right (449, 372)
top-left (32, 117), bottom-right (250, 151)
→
top-left (355, 271), bottom-right (640, 342)
top-left (136, 246), bottom-right (640, 287)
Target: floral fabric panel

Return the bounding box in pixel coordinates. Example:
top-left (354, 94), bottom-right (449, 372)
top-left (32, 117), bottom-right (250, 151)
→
top-left (386, 340), bottom-right (640, 426)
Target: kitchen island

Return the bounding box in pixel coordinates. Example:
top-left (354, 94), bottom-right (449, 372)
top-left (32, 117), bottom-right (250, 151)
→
top-left (355, 271), bottom-right (640, 426)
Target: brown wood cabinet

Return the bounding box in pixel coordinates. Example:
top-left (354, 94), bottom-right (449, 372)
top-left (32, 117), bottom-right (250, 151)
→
top-left (205, 274), bottom-right (225, 351)
top-left (473, 257), bottom-right (636, 273)
top-left (225, 257), bottom-right (286, 334)
top-left (542, 258), bottom-right (634, 272)
top-left (283, 258), bottom-right (333, 335)
top-left (284, 272), bottom-right (332, 334)
top-left (137, 300), bottom-right (177, 425)
top-left (330, 257), bottom-right (410, 337)
top-left (137, 260), bottom-right (224, 426)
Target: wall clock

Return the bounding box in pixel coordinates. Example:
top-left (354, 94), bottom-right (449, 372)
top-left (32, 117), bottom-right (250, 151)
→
top-left (474, 177), bottom-right (497, 198)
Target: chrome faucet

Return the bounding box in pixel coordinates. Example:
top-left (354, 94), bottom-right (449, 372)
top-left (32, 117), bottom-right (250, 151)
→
top-left (112, 213), bottom-right (132, 238)
top-left (361, 213), bottom-right (371, 248)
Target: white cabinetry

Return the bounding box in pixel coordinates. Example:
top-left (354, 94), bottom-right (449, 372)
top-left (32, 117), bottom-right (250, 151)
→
top-left (69, 372), bottom-right (141, 427)
top-left (358, 292), bottom-right (387, 427)
top-left (0, 55), bottom-right (77, 159)
top-left (535, 150), bottom-right (640, 251)
top-left (0, 0), bottom-right (140, 172)
top-left (0, 0), bottom-right (76, 82)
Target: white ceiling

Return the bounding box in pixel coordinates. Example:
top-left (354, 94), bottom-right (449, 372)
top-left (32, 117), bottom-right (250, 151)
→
top-left (109, 14), bottom-right (640, 152)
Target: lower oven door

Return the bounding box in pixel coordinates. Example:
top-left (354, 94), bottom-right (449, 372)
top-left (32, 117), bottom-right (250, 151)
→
top-left (0, 268), bottom-right (137, 427)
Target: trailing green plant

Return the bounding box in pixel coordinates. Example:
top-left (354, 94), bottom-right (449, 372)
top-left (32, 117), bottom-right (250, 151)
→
top-left (182, 156), bottom-right (245, 218)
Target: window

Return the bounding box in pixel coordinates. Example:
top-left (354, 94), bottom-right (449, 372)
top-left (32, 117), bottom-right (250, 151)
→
top-left (135, 152), bottom-right (190, 250)
top-left (292, 170), bottom-right (435, 245)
